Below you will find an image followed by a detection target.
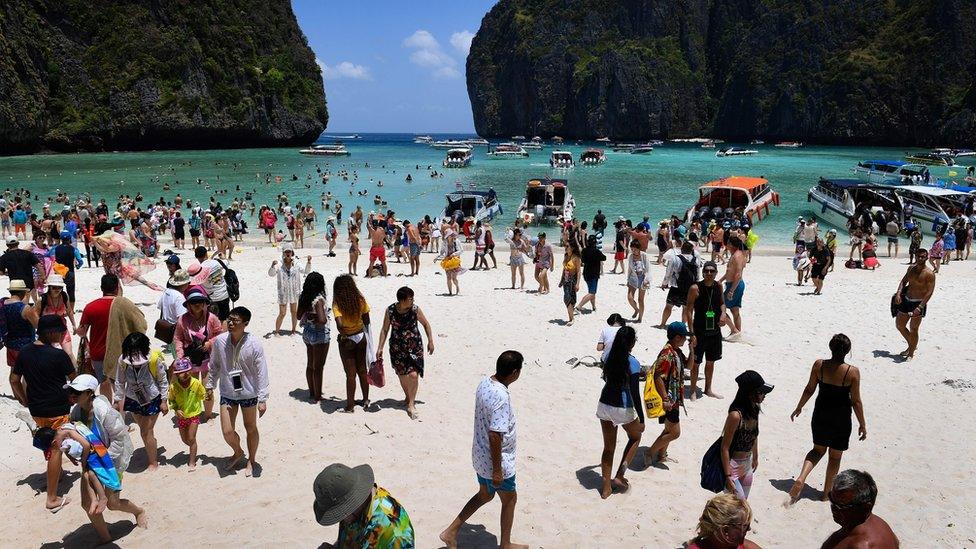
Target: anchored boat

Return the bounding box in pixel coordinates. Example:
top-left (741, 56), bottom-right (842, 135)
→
top-left (440, 184), bottom-right (503, 223)
top-left (685, 176), bottom-right (781, 226)
top-left (517, 178), bottom-right (575, 225)
top-left (579, 148), bottom-right (606, 165)
top-left (550, 150), bottom-right (575, 168)
top-left (716, 147), bottom-right (758, 157)
top-left (443, 148), bottom-right (473, 168)
top-left (299, 144), bottom-right (350, 156)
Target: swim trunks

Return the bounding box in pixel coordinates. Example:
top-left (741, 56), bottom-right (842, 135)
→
top-left (724, 280), bottom-right (745, 309)
top-left (369, 245), bottom-right (386, 265)
top-left (409, 243), bottom-right (421, 257)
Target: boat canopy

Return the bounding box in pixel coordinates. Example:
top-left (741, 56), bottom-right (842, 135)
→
top-left (820, 178), bottom-right (870, 189)
top-left (700, 176), bottom-right (770, 198)
top-left (862, 160), bottom-right (907, 168)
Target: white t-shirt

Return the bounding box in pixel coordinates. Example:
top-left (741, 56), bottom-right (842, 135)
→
top-left (598, 326), bottom-right (620, 362)
top-left (157, 288), bottom-right (187, 324)
top-left (199, 259), bottom-right (229, 301)
top-left (472, 377), bottom-right (517, 479)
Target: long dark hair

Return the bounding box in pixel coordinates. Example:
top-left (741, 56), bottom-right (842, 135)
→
top-left (122, 332), bottom-right (150, 361)
top-left (728, 386), bottom-right (761, 420)
top-left (602, 326), bottom-right (636, 387)
top-left (297, 272), bottom-right (327, 318)
top-left (332, 274), bottom-right (365, 319)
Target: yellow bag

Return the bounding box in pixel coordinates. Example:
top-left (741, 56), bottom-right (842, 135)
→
top-left (644, 376), bottom-right (665, 419)
top-left (441, 256), bottom-right (461, 271)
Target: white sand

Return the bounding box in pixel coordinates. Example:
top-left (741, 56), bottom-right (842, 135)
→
top-left (1, 237), bottom-right (974, 547)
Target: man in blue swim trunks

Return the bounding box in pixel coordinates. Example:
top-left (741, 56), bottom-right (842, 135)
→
top-left (720, 236), bottom-right (746, 340)
top-left (441, 351), bottom-right (528, 549)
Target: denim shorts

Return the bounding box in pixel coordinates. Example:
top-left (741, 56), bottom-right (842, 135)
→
top-left (220, 396), bottom-right (257, 408)
top-left (585, 277), bottom-right (599, 294)
top-left (302, 323), bottom-right (331, 346)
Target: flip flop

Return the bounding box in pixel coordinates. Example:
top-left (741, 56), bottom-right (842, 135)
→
top-left (48, 496), bottom-right (71, 514)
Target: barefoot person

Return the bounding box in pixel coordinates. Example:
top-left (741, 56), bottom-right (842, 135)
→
top-left (206, 306), bottom-right (269, 477)
top-left (788, 334), bottom-right (866, 503)
top-left (719, 236), bottom-right (746, 338)
top-left (297, 272), bottom-right (331, 403)
top-left (313, 463), bottom-right (415, 547)
top-left (533, 232), bottom-right (553, 295)
top-left (626, 240), bottom-right (650, 323)
top-left (66, 374), bottom-right (146, 543)
top-left (367, 222), bottom-right (387, 277)
top-left (167, 358), bottom-right (205, 471)
top-left (577, 234), bottom-right (606, 312)
top-left (644, 322), bottom-right (691, 466)
top-left (333, 274), bottom-right (371, 412)
top-left (821, 470), bottom-right (899, 548)
top-left (113, 333), bottom-right (168, 471)
top-left (892, 248), bottom-right (935, 360)
top-left (685, 261), bottom-right (726, 399)
top-left (375, 286), bottom-right (434, 419)
top-left (506, 228), bottom-right (530, 290)
top-left (267, 243), bottom-right (311, 335)
top-left (9, 314), bottom-right (75, 512)
top-left (720, 371), bottom-right (773, 500)
top-left (595, 326), bottom-right (644, 498)
top-left (440, 351), bottom-right (527, 549)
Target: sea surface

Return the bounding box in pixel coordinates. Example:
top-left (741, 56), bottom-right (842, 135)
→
top-left (0, 133), bottom-right (965, 245)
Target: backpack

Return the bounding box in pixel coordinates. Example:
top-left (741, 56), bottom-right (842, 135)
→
top-left (120, 349), bottom-right (165, 379)
top-left (216, 258), bottom-right (240, 302)
top-left (675, 255), bottom-right (699, 292)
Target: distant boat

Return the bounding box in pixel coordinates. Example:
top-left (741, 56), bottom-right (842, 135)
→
top-left (595, 137), bottom-right (611, 143)
top-left (324, 134), bottom-right (361, 139)
top-left (611, 143), bottom-right (635, 152)
top-left (905, 152), bottom-right (954, 166)
top-left (630, 144), bottom-right (654, 154)
top-left (716, 147), bottom-right (758, 157)
top-left (441, 187), bottom-right (503, 223)
top-left (487, 143), bottom-right (529, 158)
top-left (774, 141), bottom-right (803, 148)
top-left (579, 148), bottom-right (606, 165)
top-left (672, 137), bottom-right (723, 144)
top-left (443, 148), bottom-right (473, 168)
top-left (431, 140), bottom-right (470, 149)
top-left (552, 136), bottom-right (564, 144)
top-left (463, 138), bottom-right (490, 147)
top-left (750, 139), bottom-right (765, 145)
top-left (853, 160), bottom-right (929, 185)
top-left (932, 147), bottom-right (975, 158)
top-left (517, 178), bottom-right (574, 225)
top-left (511, 135), bottom-right (527, 141)
top-left (700, 140), bottom-right (716, 149)
top-left (550, 150), bottom-right (575, 168)
top-left (413, 135), bottom-right (433, 144)
top-left (299, 144), bottom-right (350, 156)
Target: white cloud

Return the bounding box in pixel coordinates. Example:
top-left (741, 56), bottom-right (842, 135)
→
top-left (402, 29), bottom-right (460, 79)
top-left (450, 30), bottom-right (474, 56)
top-left (317, 59), bottom-right (372, 81)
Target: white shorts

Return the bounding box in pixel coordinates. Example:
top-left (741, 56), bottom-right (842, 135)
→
top-left (596, 402), bottom-right (637, 425)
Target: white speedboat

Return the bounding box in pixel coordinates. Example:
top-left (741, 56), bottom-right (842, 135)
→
top-left (596, 137), bottom-right (611, 143)
top-left (700, 140), bottom-right (716, 149)
top-left (517, 178), bottom-right (574, 225)
top-left (750, 139), bottom-right (765, 145)
top-left (413, 135), bottom-right (433, 144)
top-left (685, 176), bottom-right (781, 226)
top-left (463, 138), bottom-right (490, 147)
top-left (443, 148), bottom-right (473, 168)
top-left (932, 148), bottom-right (976, 158)
top-left (440, 187), bottom-right (503, 223)
top-left (630, 144), bottom-right (654, 154)
top-left (549, 150), bottom-right (575, 168)
top-left (612, 143), bottom-right (635, 152)
top-left (323, 134), bottom-right (361, 139)
top-left (431, 140), bottom-right (470, 149)
top-left (716, 147), bottom-right (758, 157)
top-left (807, 178), bottom-right (903, 233)
top-left (905, 152), bottom-right (954, 166)
top-left (774, 141), bottom-right (804, 148)
top-left (519, 140), bottom-right (543, 150)
top-left (299, 144), bottom-right (350, 156)
top-left (487, 143), bottom-right (528, 158)
top-left (892, 185), bottom-right (973, 235)
top-left (552, 136), bottom-right (564, 145)
top-left (579, 148), bottom-right (606, 165)
top-left (511, 135), bottom-right (527, 141)
top-left (853, 160), bottom-right (929, 185)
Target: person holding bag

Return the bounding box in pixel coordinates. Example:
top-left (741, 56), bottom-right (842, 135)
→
top-left (375, 286), bottom-right (435, 419)
top-left (645, 322), bottom-right (691, 466)
top-left (595, 326), bottom-right (644, 499)
top-left (720, 370), bottom-right (774, 500)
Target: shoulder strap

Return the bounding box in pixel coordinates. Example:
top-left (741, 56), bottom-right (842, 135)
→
top-left (148, 349), bottom-right (163, 379)
top-left (215, 258), bottom-right (228, 271)
top-left (842, 364), bottom-right (852, 386)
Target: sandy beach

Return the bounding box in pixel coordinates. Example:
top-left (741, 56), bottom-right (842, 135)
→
top-left (2, 236), bottom-right (973, 547)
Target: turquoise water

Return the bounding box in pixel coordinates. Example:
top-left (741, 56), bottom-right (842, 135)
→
top-left (0, 133), bottom-right (962, 244)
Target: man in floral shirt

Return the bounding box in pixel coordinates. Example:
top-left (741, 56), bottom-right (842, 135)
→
top-left (314, 463), bottom-right (414, 548)
top-left (645, 322), bottom-right (690, 465)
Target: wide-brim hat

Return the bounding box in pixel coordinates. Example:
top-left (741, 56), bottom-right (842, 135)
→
top-left (169, 269), bottom-right (190, 287)
top-left (8, 279), bottom-right (28, 292)
top-left (313, 463), bottom-right (374, 526)
top-left (45, 274), bottom-right (66, 288)
top-left (183, 285), bottom-right (210, 306)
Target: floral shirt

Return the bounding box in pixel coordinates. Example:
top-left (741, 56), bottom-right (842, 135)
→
top-left (652, 343), bottom-right (685, 410)
top-left (337, 486), bottom-right (414, 549)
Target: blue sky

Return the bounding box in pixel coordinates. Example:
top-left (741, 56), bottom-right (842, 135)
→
top-left (292, 0), bottom-right (497, 133)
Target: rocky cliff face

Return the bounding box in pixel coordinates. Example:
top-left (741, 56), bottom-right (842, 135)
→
top-left (467, 0), bottom-right (976, 146)
top-left (0, 0), bottom-right (327, 154)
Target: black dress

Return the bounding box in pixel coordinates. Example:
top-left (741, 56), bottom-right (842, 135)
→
top-left (811, 364), bottom-right (853, 450)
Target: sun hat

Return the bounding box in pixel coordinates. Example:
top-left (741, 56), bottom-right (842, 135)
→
top-left (735, 370), bottom-right (774, 394)
top-left (169, 269), bottom-right (190, 287)
top-left (64, 374), bottom-right (99, 393)
top-left (666, 321), bottom-right (691, 339)
top-left (38, 314), bottom-right (67, 334)
top-left (172, 357), bottom-right (193, 374)
top-left (8, 279), bottom-right (28, 292)
top-left (281, 242), bottom-right (295, 253)
top-left (45, 274), bottom-right (66, 288)
top-left (183, 285), bottom-right (210, 306)
top-left (312, 463), bottom-right (375, 526)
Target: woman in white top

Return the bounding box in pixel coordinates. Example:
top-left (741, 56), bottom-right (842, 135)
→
top-left (626, 240), bottom-right (651, 323)
top-left (268, 243), bottom-right (312, 335)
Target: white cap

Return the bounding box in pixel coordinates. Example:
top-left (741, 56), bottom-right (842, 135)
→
top-left (6, 236), bottom-right (18, 246)
top-left (64, 374), bottom-right (99, 392)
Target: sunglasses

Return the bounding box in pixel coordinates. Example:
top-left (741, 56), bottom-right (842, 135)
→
top-left (703, 269), bottom-right (718, 274)
top-left (827, 493), bottom-right (863, 511)
top-left (226, 317), bottom-right (246, 325)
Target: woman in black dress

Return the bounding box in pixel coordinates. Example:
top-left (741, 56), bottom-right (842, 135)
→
top-left (809, 237), bottom-right (833, 295)
top-left (788, 334), bottom-right (866, 503)
top-left (375, 286), bottom-right (434, 419)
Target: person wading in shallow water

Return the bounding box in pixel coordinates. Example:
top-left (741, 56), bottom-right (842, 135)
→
top-left (892, 248), bottom-right (935, 360)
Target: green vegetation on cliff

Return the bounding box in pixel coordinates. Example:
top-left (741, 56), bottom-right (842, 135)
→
top-left (0, 0), bottom-right (328, 154)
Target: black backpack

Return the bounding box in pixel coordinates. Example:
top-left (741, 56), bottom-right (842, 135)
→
top-left (216, 258), bottom-right (240, 303)
top-left (676, 255), bottom-right (699, 292)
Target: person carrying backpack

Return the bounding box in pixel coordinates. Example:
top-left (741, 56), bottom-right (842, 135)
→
top-left (112, 332), bottom-right (168, 471)
top-left (657, 241), bottom-right (700, 328)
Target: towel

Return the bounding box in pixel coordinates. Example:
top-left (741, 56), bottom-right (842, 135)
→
top-left (103, 296), bottom-right (147, 380)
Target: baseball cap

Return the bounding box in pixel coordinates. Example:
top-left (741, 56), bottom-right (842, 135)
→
top-left (7, 236), bottom-right (19, 246)
top-left (735, 370), bottom-right (774, 394)
top-left (64, 374), bottom-right (99, 393)
top-left (165, 255), bottom-right (181, 265)
top-left (666, 321), bottom-right (691, 339)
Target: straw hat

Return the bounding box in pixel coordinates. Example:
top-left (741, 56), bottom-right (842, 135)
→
top-left (8, 279), bottom-right (29, 292)
top-left (45, 274), bottom-right (66, 288)
top-left (168, 269), bottom-right (190, 287)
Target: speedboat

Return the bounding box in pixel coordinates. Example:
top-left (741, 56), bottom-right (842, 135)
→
top-left (774, 141), bottom-right (803, 148)
top-left (511, 135), bottom-right (527, 141)
top-left (630, 144), bottom-right (654, 154)
top-left (891, 185), bottom-right (973, 235)
top-left (612, 143), bottom-right (635, 152)
top-left (463, 138), bottom-right (490, 147)
top-left (596, 137), bottom-right (611, 143)
top-left (750, 139), bottom-right (765, 145)
top-left (932, 148), bottom-right (976, 158)
top-left (299, 144), bottom-right (350, 156)
top-left (716, 147), bottom-right (758, 157)
top-left (519, 140), bottom-right (543, 150)
top-left (905, 152), bottom-right (954, 166)
top-left (431, 140), bottom-right (469, 149)
top-left (853, 160), bottom-right (929, 185)
top-left (685, 176), bottom-right (781, 226)
top-left (552, 136), bottom-right (564, 145)
top-left (413, 135), bottom-right (433, 144)
top-left (700, 140), bottom-right (716, 149)
top-left (550, 150), bottom-right (575, 168)
top-left (807, 178), bottom-right (903, 233)
top-left (579, 148), bottom-right (606, 165)
top-left (516, 178), bottom-right (574, 225)
top-left (443, 148), bottom-right (473, 168)
top-left (440, 186), bottom-right (503, 223)
top-left (323, 134), bottom-right (361, 139)
top-left (487, 143), bottom-right (528, 158)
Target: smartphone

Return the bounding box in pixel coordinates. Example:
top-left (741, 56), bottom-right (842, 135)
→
top-left (231, 372), bottom-right (243, 391)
